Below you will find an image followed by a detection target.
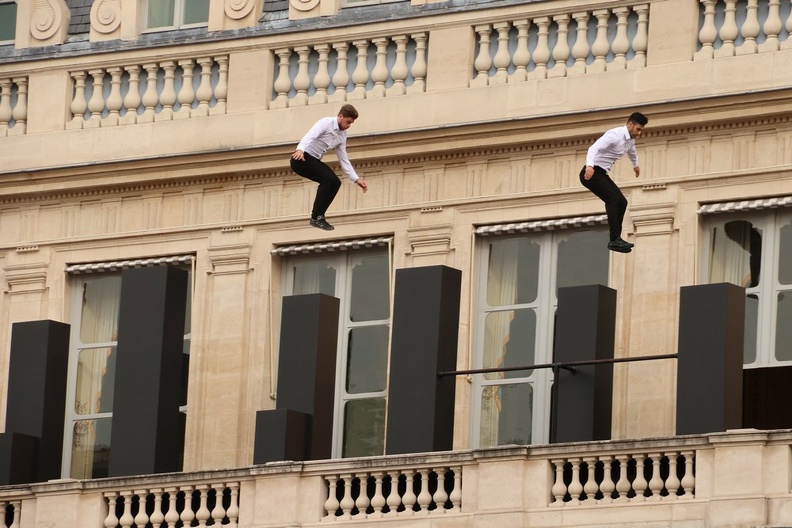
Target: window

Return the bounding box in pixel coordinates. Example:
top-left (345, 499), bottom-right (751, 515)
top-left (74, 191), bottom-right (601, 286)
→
top-left (145, 0), bottom-right (209, 30)
top-left (281, 243), bottom-right (392, 458)
top-left (472, 227), bottom-right (609, 447)
top-left (702, 209), bottom-right (792, 366)
top-left (0, 1), bottom-right (17, 43)
top-left (62, 260), bottom-right (193, 479)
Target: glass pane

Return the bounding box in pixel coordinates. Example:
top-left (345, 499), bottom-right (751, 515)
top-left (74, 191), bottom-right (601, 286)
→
top-left (75, 347), bottom-right (116, 414)
top-left (70, 418), bottom-right (112, 479)
top-left (80, 275), bottom-right (122, 344)
top-left (779, 218), bottom-right (792, 285)
top-left (557, 230), bottom-right (610, 292)
top-left (346, 325), bottom-right (389, 393)
top-left (479, 383), bottom-right (533, 447)
top-left (349, 251), bottom-right (390, 322)
top-left (184, 270), bottom-right (193, 334)
top-left (744, 294), bottom-right (758, 364)
top-left (147, 0), bottom-right (175, 28)
top-left (0, 3), bottom-right (17, 41)
top-left (292, 260), bottom-right (337, 296)
top-left (775, 290), bottom-right (792, 361)
top-left (708, 220), bottom-right (762, 287)
top-left (182, 0), bottom-right (210, 25)
top-left (483, 309), bottom-right (536, 380)
top-left (342, 397), bottom-right (385, 457)
top-left (486, 237), bottom-right (540, 306)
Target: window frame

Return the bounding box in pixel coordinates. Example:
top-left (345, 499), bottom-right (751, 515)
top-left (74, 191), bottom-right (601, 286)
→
top-left (142, 0), bottom-right (210, 32)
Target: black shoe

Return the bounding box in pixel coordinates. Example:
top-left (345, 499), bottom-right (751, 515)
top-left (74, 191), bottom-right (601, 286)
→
top-left (607, 239), bottom-right (632, 253)
top-left (310, 215), bottom-right (334, 231)
top-left (614, 237), bottom-right (635, 248)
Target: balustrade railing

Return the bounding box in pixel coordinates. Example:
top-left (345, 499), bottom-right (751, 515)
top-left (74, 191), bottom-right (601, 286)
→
top-left (0, 77), bottom-right (27, 136)
top-left (67, 56), bottom-right (228, 129)
top-left (0, 500), bottom-right (20, 528)
top-left (470, 3), bottom-right (649, 86)
top-left (696, 0), bottom-right (792, 58)
top-left (321, 465), bottom-right (461, 521)
top-left (270, 33), bottom-right (428, 109)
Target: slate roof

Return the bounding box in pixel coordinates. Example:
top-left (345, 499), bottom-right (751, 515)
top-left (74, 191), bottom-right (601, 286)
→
top-left (67, 0), bottom-right (93, 35)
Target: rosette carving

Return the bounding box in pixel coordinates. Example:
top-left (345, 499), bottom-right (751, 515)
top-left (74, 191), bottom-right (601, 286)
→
top-left (290, 0), bottom-right (320, 12)
top-left (90, 0), bottom-right (122, 34)
top-left (225, 0), bottom-right (255, 19)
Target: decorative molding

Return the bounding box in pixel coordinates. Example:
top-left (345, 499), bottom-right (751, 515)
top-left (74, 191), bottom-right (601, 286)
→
top-left (3, 263), bottom-right (48, 295)
top-left (225, 0), bottom-right (256, 20)
top-left (290, 0), bottom-right (320, 12)
top-left (90, 0), bottom-right (122, 34)
top-left (630, 203), bottom-right (677, 236)
top-left (31, 0), bottom-right (66, 41)
top-left (207, 243), bottom-right (252, 275)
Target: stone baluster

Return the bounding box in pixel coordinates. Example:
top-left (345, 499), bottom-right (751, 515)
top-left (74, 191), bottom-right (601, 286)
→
top-left (149, 489), bottom-right (165, 528)
top-left (760, 0), bottom-right (782, 51)
top-left (567, 459), bottom-right (584, 505)
top-left (449, 467), bottom-right (462, 512)
top-left (0, 79), bottom-right (11, 134)
top-left (583, 457), bottom-right (599, 502)
top-left (589, 10), bottom-right (611, 73)
top-left (402, 471), bottom-right (417, 514)
top-left (340, 475), bottom-right (355, 519)
top-left (180, 487), bottom-right (196, 527)
top-left (615, 455), bottom-right (631, 501)
top-left (212, 55), bottom-right (228, 115)
top-left (133, 490), bottom-right (150, 527)
top-left (385, 472), bottom-right (402, 514)
top-left (140, 62), bottom-right (160, 123)
top-left (491, 22), bottom-right (511, 84)
top-left (549, 15), bottom-right (570, 78)
top-left (118, 492), bottom-right (135, 528)
top-left (370, 472), bottom-right (386, 516)
top-left (211, 485), bottom-right (227, 523)
top-left (10, 77), bottom-right (27, 135)
top-left (176, 59), bottom-right (196, 119)
top-left (157, 61), bottom-right (177, 120)
top-left (632, 455), bottom-right (648, 501)
top-left (569, 12), bottom-right (590, 75)
top-left (120, 65), bottom-right (141, 125)
top-left (330, 42), bottom-right (350, 102)
top-left (271, 48), bottom-right (292, 109)
top-left (195, 485), bottom-right (211, 528)
top-left (696, 0), bottom-right (718, 59)
top-left (609, 7), bottom-right (630, 70)
top-left (416, 470), bottom-right (432, 513)
top-left (432, 469), bottom-right (449, 511)
top-left (471, 24), bottom-right (493, 86)
top-left (164, 488), bottom-right (180, 527)
top-left (324, 476), bottom-right (340, 517)
top-left (370, 37), bottom-right (389, 97)
top-left (310, 44), bottom-right (331, 104)
top-left (68, 71), bottom-right (88, 129)
top-left (738, 0), bottom-right (761, 54)
top-left (648, 453), bottom-right (664, 500)
top-left (407, 33), bottom-right (427, 94)
top-left (292, 46), bottom-right (311, 106)
top-left (551, 460), bottom-right (567, 503)
top-left (511, 19), bottom-right (530, 81)
top-left (355, 475), bottom-right (371, 517)
top-left (665, 454), bottom-right (681, 498)
top-left (103, 493), bottom-right (120, 528)
top-left (600, 456), bottom-right (615, 503)
top-left (529, 17), bottom-right (551, 79)
top-left (103, 67), bottom-right (123, 126)
top-left (388, 35), bottom-right (409, 96)
top-left (195, 57), bottom-right (214, 116)
top-left (0, 504), bottom-right (5, 528)
top-left (350, 39), bottom-right (370, 100)
top-left (715, 0), bottom-right (739, 57)
top-left (226, 483), bottom-right (240, 527)
top-left (681, 451), bottom-right (696, 497)
top-left (87, 68), bottom-right (106, 127)
top-left (9, 501), bottom-right (20, 528)
top-left (629, 5), bottom-right (649, 68)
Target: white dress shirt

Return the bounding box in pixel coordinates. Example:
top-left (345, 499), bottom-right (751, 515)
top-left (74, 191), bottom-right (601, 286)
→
top-left (585, 125), bottom-right (638, 172)
top-left (296, 116), bottom-right (360, 182)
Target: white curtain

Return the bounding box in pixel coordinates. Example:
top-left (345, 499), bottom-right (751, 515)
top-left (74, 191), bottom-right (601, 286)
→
top-left (708, 220), bottom-right (754, 287)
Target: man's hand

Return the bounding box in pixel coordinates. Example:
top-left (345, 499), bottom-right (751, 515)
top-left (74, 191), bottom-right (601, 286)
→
top-left (292, 150), bottom-right (305, 161)
top-left (583, 166), bottom-right (595, 180)
top-left (356, 179), bottom-right (368, 193)
top-left (634, 165), bottom-right (641, 178)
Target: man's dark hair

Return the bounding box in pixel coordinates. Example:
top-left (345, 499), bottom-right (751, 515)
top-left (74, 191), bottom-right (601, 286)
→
top-left (339, 104), bottom-right (359, 119)
top-left (628, 112), bottom-right (648, 126)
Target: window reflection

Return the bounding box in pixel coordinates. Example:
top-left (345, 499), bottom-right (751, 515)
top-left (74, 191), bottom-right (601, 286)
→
top-left (557, 230), bottom-right (610, 292)
top-left (71, 418), bottom-right (111, 479)
top-left (709, 220), bottom-right (762, 288)
top-left (483, 309), bottom-right (536, 380)
top-left (292, 260), bottom-right (337, 296)
top-left (350, 252), bottom-right (390, 322)
top-left (745, 294), bottom-right (758, 364)
top-left (776, 291), bottom-right (792, 362)
top-left (342, 398), bottom-right (385, 458)
top-left (779, 220), bottom-right (792, 285)
top-left (80, 275), bottom-right (122, 344)
top-left (76, 347), bottom-right (116, 414)
top-left (346, 325), bottom-right (389, 393)
top-left (486, 237), bottom-right (540, 306)
top-left (479, 384), bottom-right (533, 447)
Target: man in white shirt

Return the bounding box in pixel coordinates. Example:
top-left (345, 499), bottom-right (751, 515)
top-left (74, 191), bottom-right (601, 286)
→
top-left (290, 104), bottom-right (368, 230)
top-left (580, 112), bottom-right (648, 253)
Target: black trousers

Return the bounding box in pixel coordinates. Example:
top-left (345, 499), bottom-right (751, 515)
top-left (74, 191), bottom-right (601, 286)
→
top-left (579, 165), bottom-right (628, 242)
top-left (290, 153), bottom-right (341, 218)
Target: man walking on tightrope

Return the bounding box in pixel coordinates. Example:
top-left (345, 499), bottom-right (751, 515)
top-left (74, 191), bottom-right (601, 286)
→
top-left (580, 112), bottom-right (648, 253)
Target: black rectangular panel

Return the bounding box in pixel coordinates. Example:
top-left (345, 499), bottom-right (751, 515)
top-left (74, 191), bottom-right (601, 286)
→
top-left (743, 365), bottom-right (792, 429)
top-left (0, 433), bottom-right (39, 485)
top-left (253, 409), bottom-right (310, 464)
